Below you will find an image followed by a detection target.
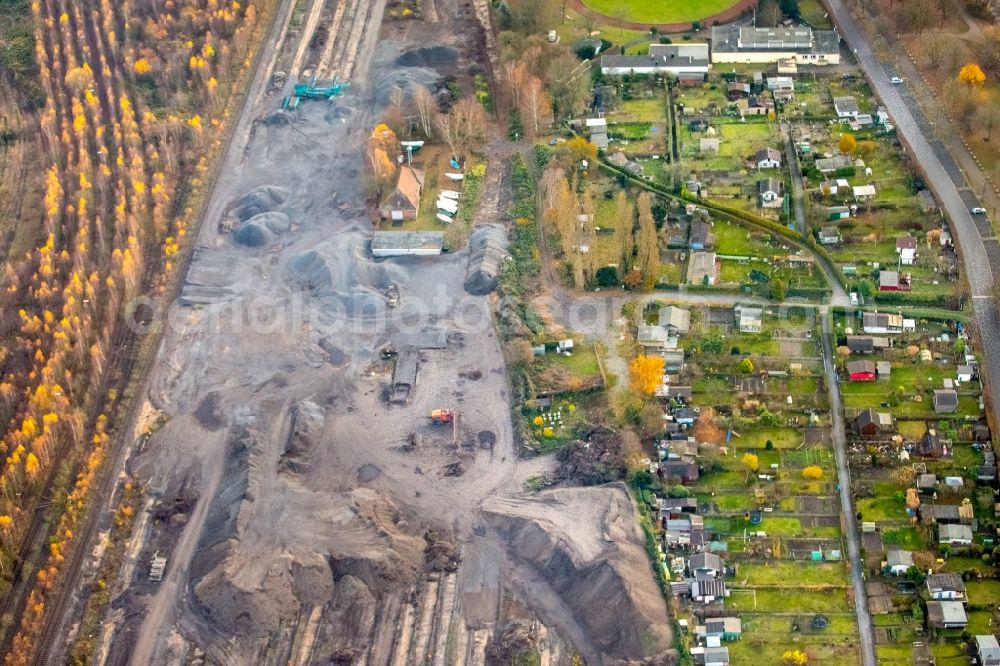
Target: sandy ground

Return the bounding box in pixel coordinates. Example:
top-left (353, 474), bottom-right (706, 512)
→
top-left (79, 1), bottom-right (674, 664)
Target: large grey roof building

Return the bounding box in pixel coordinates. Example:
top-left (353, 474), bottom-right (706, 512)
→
top-left (711, 25), bottom-right (841, 65)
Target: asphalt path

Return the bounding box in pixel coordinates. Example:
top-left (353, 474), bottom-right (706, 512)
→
top-left (820, 308), bottom-right (876, 666)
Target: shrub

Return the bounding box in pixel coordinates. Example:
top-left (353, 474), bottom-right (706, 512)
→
top-left (802, 465), bottom-right (823, 479)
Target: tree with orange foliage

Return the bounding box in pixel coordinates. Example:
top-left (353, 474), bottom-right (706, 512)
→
top-left (629, 355), bottom-right (665, 395)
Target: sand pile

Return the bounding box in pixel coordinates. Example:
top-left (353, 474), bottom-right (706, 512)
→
top-left (484, 484), bottom-right (673, 662)
top-left (464, 224), bottom-right (508, 295)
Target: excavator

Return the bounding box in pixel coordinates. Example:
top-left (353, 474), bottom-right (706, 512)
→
top-left (430, 409), bottom-right (454, 425)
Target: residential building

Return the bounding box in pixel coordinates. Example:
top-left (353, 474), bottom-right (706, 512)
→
top-left (659, 306), bottom-right (691, 335)
top-left (927, 600), bottom-right (968, 629)
top-left (975, 635), bottom-right (1000, 666)
top-left (818, 226), bottom-right (841, 245)
top-left (656, 497), bottom-right (698, 518)
top-left (846, 335), bottom-right (889, 353)
top-left (939, 523), bottom-right (973, 546)
top-left (863, 312), bottom-right (903, 334)
top-left (879, 270), bottom-right (900, 291)
top-left (663, 349), bottom-right (686, 373)
top-left (734, 304), bottom-right (763, 333)
top-left (918, 189), bottom-right (939, 213)
top-left (834, 96), bottom-right (860, 118)
top-left (727, 82), bottom-right (751, 99)
top-left (767, 76), bottom-right (794, 91)
top-left (896, 236), bottom-right (917, 265)
top-left (710, 25), bottom-right (841, 65)
top-left (915, 429), bottom-right (947, 458)
top-left (690, 645), bottom-right (730, 666)
top-left (925, 573), bottom-right (966, 601)
top-left (689, 552), bottom-right (725, 578)
top-left (747, 147), bottom-right (782, 169)
top-left (816, 155), bottom-right (854, 173)
top-left (638, 325), bottom-right (673, 350)
top-left (600, 43), bottom-right (711, 76)
top-left (687, 251), bottom-right (718, 285)
top-left (847, 360), bottom-right (876, 381)
top-left (689, 221), bottom-right (712, 249)
top-left (672, 406), bottom-right (699, 426)
top-left (589, 130), bottom-right (608, 150)
top-left (702, 617), bottom-right (742, 642)
top-left (690, 578), bottom-right (727, 603)
top-left (885, 549), bottom-right (914, 575)
top-left (856, 408), bottom-right (893, 436)
top-left (380, 166), bottom-right (425, 220)
top-left (933, 389), bottom-right (959, 414)
top-left (917, 473), bottom-right (938, 493)
top-left (922, 503), bottom-right (961, 526)
top-left (661, 460), bottom-right (699, 483)
top-left (826, 205), bottom-right (852, 220)
top-left (758, 177), bottom-right (783, 207)
top-left (853, 184), bottom-right (877, 200)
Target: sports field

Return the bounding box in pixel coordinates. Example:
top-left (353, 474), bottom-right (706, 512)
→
top-left (580, 0), bottom-right (742, 23)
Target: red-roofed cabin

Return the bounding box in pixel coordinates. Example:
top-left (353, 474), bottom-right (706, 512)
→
top-left (847, 360), bottom-right (876, 381)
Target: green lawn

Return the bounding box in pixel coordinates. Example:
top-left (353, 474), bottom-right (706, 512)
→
top-left (735, 561), bottom-right (848, 587)
top-left (580, 0), bottom-right (741, 23)
top-left (727, 588), bottom-right (853, 614)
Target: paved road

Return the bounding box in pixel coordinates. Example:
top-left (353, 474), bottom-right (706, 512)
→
top-left (822, 0), bottom-right (1000, 430)
top-left (819, 308), bottom-right (876, 666)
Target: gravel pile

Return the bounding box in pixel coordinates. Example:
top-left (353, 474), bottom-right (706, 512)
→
top-left (464, 224), bottom-right (508, 295)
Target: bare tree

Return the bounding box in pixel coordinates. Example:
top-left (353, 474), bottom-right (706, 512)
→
top-left (936, 0), bottom-right (950, 25)
top-left (546, 54), bottom-right (589, 120)
top-left (979, 27), bottom-right (1000, 75)
top-left (509, 61), bottom-right (529, 111)
top-left (976, 100), bottom-right (1000, 140)
top-left (757, 0), bottom-right (782, 27)
top-left (521, 76), bottom-right (551, 138)
top-left (412, 84), bottom-right (436, 139)
top-left (900, 0), bottom-right (933, 34)
top-left (383, 86), bottom-right (406, 134)
top-left (436, 98), bottom-right (487, 159)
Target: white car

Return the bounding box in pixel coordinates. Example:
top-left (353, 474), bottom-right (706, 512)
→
top-left (890, 76), bottom-right (904, 84)
top-left (972, 207), bottom-right (987, 214)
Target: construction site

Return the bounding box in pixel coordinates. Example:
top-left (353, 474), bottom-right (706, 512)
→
top-left (39, 0), bottom-right (675, 664)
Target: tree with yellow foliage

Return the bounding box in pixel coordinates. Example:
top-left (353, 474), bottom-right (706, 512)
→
top-left (802, 465), bottom-right (823, 479)
top-left (629, 355), bottom-right (665, 395)
top-left (782, 649), bottom-right (808, 665)
top-left (959, 63), bottom-right (986, 88)
top-left (366, 123), bottom-right (399, 196)
top-left (838, 132), bottom-right (857, 155)
top-left (741, 452), bottom-right (759, 472)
